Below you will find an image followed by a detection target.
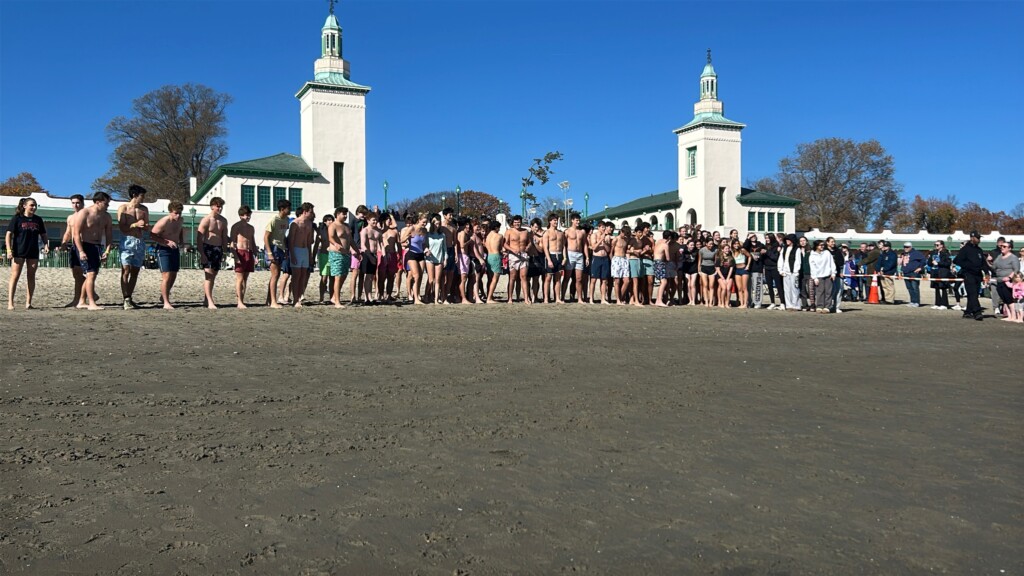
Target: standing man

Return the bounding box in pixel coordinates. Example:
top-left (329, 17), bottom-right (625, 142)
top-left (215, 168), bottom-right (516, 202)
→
top-left (197, 197), bottom-right (229, 309)
top-left (148, 202), bottom-right (184, 309)
top-left (359, 212), bottom-right (382, 303)
top-left (503, 215), bottom-right (531, 304)
top-left (229, 205), bottom-right (257, 308)
top-left (900, 242), bottom-right (927, 308)
top-left (327, 207), bottom-right (354, 308)
top-left (542, 214), bottom-right (566, 304)
top-left (954, 231), bottom-right (989, 321)
top-left (312, 214), bottom-right (335, 303)
top-left (876, 241), bottom-right (898, 304)
top-left (589, 221), bottom-right (612, 304)
top-left (60, 194), bottom-right (86, 307)
top-left (288, 202), bottom-right (316, 307)
top-left (563, 212), bottom-right (586, 303)
top-left (611, 223), bottom-right (631, 305)
top-left (264, 199), bottom-right (292, 308)
top-left (117, 184), bottom-right (149, 309)
top-left (72, 192), bottom-right (114, 310)
top-left (484, 221), bottom-right (504, 304)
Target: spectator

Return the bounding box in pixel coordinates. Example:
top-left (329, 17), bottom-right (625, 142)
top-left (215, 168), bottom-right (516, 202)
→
top-left (900, 242), bottom-right (927, 307)
top-left (876, 241), bottom-right (898, 304)
top-left (927, 240), bottom-right (953, 310)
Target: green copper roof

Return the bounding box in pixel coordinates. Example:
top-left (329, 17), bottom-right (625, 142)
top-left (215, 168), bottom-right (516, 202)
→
top-left (191, 153), bottom-right (320, 203)
top-left (701, 63), bottom-right (717, 78)
top-left (674, 112), bottom-right (746, 133)
top-left (323, 14), bottom-right (341, 30)
top-left (586, 190), bottom-right (680, 221)
top-left (309, 71), bottom-right (371, 90)
top-left (737, 187), bottom-right (801, 207)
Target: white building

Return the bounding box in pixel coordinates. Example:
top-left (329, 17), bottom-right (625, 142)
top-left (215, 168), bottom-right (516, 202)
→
top-left (190, 5), bottom-right (369, 234)
top-left (587, 51), bottom-right (799, 235)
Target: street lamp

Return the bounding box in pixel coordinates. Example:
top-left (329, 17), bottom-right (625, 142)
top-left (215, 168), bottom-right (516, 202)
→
top-left (558, 181), bottom-right (570, 226)
top-left (383, 180), bottom-right (389, 211)
top-left (584, 193), bottom-right (590, 218)
top-left (455, 185), bottom-right (461, 215)
top-left (188, 206), bottom-right (197, 246)
top-left (565, 198), bottom-right (574, 225)
top-left (528, 206), bottom-right (537, 221)
top-left (520, 187), bottom-right (526, 217)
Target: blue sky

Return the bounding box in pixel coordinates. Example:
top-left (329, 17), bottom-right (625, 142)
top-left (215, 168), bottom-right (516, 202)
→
top-left (2, 0), bottom-right (1022, 215)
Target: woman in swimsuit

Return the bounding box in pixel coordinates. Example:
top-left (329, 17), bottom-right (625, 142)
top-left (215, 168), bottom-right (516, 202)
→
top-left (681, 239), bottom-right (700, 306)
top-left (732, 239), bottom-right (751, 308)
top-left (698, 238), bottom-right (718, 308)
top-left (424, 213), bottom-right (447, 304)
top-left (716, 242), bottom-right (735, 309)
top-left (401, 213), bottom-right (428, 304)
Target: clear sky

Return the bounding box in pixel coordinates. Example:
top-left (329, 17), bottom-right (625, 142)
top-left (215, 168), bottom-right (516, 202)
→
top-left (2, 0), bottom-right (1022, 215)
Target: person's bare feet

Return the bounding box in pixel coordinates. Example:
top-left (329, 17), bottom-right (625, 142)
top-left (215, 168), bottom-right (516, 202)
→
top-left (656, 301), bottom-right (669, 308)
top-left (87, 304), bottom-right (104, 311)
top-left (616, 300), bottom-right (626, 306)
top-left (270, 303), bottom-right (283, 309)
top-left (633, 301), bottom-right (644, 307)
top-left (293, 301), bottom-right (303, 308)
top-left (163, 303), bottom-right (175, 310)
top-left (6, 304), bottom-right (14, 311)
top-left (236, 302), bottom-right (247, 309)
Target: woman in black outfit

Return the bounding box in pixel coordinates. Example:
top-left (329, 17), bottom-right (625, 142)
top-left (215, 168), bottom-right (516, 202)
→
top-left (5, 197), bottom-right (49, 310)
top-left (763, 235), bottom-right (783, 310)
top-left (928, 240), bottom-right (953, 309)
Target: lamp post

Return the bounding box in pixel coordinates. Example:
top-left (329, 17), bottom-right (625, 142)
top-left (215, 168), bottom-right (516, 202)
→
top-left (584, 193), bottom-right (590, 218)
top-left (558, 180), bottom-right (570, 226)
top-left (528, 206), bottom-right (537, 221)
top-left (441, 195), bottom-right (446, 212)
top-left (565, 198), bottom-right (574, 225)
top-left (383, 180), bottom-right (389, 211)
top-left (520, 187), bottom-right (526, 218)
top-left (189, 206), bottom-right (196, 246)
top-left (455, 185), bottom-right (461, 216)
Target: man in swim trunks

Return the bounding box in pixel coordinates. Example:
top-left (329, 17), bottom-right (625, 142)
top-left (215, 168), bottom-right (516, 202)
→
top-left (654, 230), bottom-right (678, 307)
top-left (454, 217), bottom-right (476, 304)
top-left (563, 212), bottom-right (587, 303)
top-left (327, 207), bottom-right (354, 308)
top-left (611, 223), bottom-right (632, 305)
top-left (589, 221), bottom-right (612, 304)
top-left (543, 213), bottom-right (566, 303)
top-left (359, 212), bottom-right (382, 303)
top-left (229, 205), bottom-right (257, 308)
top-left (484, 221), bottom-right (504, 303)
top-left (288, 202), bottom-right (316, 307)
top-left (637, 223), bottom-right (656, 305)
top-left (503, 215), bottom-right (531, 304)
top-left (198, 197), bottom-right (229, 309)
top-left (117, 184), bottom-right (149, 309)
top-left (61, 194), bottom-right (86, 307)
top-left (72, 192), bottom-right (114, 310)
top-left (527, 218), bottom-right (545, 303)
top-left (378, 212), bottom-right (400, 301)
top-left (312, 214), bottom-right (335, 303)
top-left (265, 199), bottom-right (292, 308)
top-left (440, 208), bottom-right (457, 304)
top-left (149, 201), bottom-right (185, 309)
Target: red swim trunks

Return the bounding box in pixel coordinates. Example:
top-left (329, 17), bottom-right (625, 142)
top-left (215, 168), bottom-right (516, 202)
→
top-left (234, 249), bottom-right (255, 273)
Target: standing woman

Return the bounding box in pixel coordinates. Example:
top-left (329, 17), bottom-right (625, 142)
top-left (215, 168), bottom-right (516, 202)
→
top-left (731, 239), bottom-right (751, 308)
top-left (763, 235), bottom-right (783, 309)
top-left (682, 238), bottom-right (700, 305)
top-left (798, 236), bottom-right (812, 310)
top-left (715, 242), bottom-right (735, 308)
top-left (401, 213), bottom-right (428, 304)
top-left (5, 198), bottom-right (49, 310)
top-left (928, 240), bottom-right (953, 309)
top-left (423, 213), bottom-right (447, 304)
top-left (809, 239), bottom-right (837, 313)
top-left (779, 234), bottom-right (802, 311)
top-left (698, 238), bottom-right (718, 307)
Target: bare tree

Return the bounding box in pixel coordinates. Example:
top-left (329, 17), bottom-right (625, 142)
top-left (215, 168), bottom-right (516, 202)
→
top-left (93, 84), bottom-right (232, 201)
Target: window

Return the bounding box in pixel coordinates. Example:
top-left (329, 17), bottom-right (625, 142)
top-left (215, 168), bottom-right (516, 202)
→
top-left (767, 213), bottom-right (775, 232)
top-left (748, 211), bottom-right (756, 231)
top-left (757, 212), bottom-right (765, 232)
top-left (778, 213), bottom-right (785, 232)
top-left (273, 186), bottom-right (287, 205)
top-left (334, 162), bottom-right (345, 208)
top-left (718, 187), bottom-right (725, 227)
top-left (257, 186), bottom-right (271, 211)
top-left (687, 147), bottom-right (697, 177)
top-left (289, 188), bottom-right (302, 206)
top-left (241, 185), bottom-right (255, 210)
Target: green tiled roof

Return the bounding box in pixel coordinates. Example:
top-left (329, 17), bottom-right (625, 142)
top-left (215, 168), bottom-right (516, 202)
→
top-left (701, 63), bottom-right (717, 78)
top-left (586, 190), bottom-right (680, 221)
top-left (323, 14), bottom-right (341, 30)
top-left (674, 112), bottom-right (746, 133)
top-left (309, 72), bottom-right (371, 91)
top-left (737, 187), bottom-right (801, 207)
top-left (191, 153), bottom-right (320, 203)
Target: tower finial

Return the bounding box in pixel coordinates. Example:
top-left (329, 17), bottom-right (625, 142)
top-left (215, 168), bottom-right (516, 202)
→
top-left (707, 48), bottom-right (712, 64)
top-left (328, 0), bottom-right (337, 15)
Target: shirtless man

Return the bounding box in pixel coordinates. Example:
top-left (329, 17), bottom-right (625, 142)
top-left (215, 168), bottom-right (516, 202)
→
top-left (312, 214), bottom-right (335, 303)
top-left (327, 207), bottom-right (354, 308)
top-left (117, 184), bottom-right (149, 309)
top-left (148, 201), bottom-right (184, 309)
top-left (611, 223), bottom-right (631, 306)
top-left (578, 224), bottom-right (592, 303)
top-left (439, 208), bottom-right (457, 304)
top-left (378, 213), bottom-right (400, 301)
top-left (587, 221), bottom-right (610, 304)
top-left (637, 223), bottom-right (656, 305)
top-left (229, 205), bottom-right (257, 308)
top-left (653, 231), bottom-right (679, 307)
top-left (455, 217), bottom-right (475, 304)
top-left (359, 212), bottom-right (382, 302)
top-left (626, 225), bottom-right (645, 306)
top-left (72, 192), bottom-right (114, 310)
top-left (264, 199), bottom-right (292, 308)
top-left (350, 205), bottom-right (368, 303)
top-left (288, 202), bottom-right (316, 307)
top-left (542, 214), bottom-right (566, 304)
top-left (562, 212), bottom-right (586, 303)
top-left (197, 197), bottom-right (229, 309)
top-left (503, 215), bottom-right (531, 304)
top-left (484, 221), bottom-right (504, 303)
top-left (472, 220), bottom-right (489, 302)
top-left (527, 218), bottom-right (545, 303)
top-left (60, 194), bottom-right (86, 307)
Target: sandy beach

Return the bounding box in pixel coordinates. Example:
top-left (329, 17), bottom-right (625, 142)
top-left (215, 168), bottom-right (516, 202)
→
top-left (1, 268), bottom-right (1021, 574)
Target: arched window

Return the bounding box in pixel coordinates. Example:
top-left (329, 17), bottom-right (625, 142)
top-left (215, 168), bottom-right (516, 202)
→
top-left (650, 215), bottom-right (659, 230)
top-left (665, 212), bottom-right (675, 231)
top-left (686, 209), bottom-right (697, 226)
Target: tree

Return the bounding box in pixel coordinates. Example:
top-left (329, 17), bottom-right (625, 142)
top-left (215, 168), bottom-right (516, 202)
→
top-left (391, 190), bottom-right (504, 218)
top-left (890, 195), bottom-right (960, 233)
top-left (758, 138), bottom-right (903, 231)
top-left (0, 172), bottom-right (46, 197)
top-left (93, 84), bottom-right (232, 202)
top-left (520, 152), bottom-right (563, 208)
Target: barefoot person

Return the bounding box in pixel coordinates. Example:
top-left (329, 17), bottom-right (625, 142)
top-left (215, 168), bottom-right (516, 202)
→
top-left (5, 197), bottom-right (48, 310)
top-left (504, 215), bottom-right (532, 304)
top-left (542, 213), bottom-right (566, 304)
top-left (117, 184), bottom-right (149, 309)
top-left (60, 194), bottom-right (86, 307)
top-left (313, 214), bottom-right (335, 303)
top-left (611, 223), bottom-right (631, 305)
top-left (589, 221), bottom-right (612, 304)
top-left (288, 202), bottom-right (316, 307)
top-left (327, 207), bottom-right (355, 308)
top-left (359, 212), bottom-right (382, 303)
top-left (197, 197), bottom-right (229, 309)
top-left (148, 202), bottom-right (184, 309)
top-left (484, 220), bottom-right (504, 303)
top-left (563, 212), bottom-right (586, 302)
top-left (264, 199), bottom-right (292, 308)
top-left (229, 205), bottom-right (257, 308)
top-left (72, 192), bottom-right (114, 310)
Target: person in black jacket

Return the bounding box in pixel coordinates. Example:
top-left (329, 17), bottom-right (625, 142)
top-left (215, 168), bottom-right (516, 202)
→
top-left (763, 235), bottom-right (783, 309)
top-left (928, 240), bottom-right (953, 309)
top-left (953, 231), bottom-right (989, 320)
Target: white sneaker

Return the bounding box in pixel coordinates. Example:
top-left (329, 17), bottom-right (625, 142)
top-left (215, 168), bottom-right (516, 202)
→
top-left (835, 309), bottom-right (843, 314)
top-left (953, 304), bottom-right (962, 311)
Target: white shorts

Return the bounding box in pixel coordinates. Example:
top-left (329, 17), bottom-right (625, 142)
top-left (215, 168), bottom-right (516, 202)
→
top-left (565, 251), bottom-right (585, 271)
top-left (611, 256), bottom-right (630, 279)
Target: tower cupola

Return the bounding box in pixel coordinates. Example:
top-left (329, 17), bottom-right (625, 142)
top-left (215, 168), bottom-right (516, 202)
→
top-left (700, 49), bottom-right (718, 101)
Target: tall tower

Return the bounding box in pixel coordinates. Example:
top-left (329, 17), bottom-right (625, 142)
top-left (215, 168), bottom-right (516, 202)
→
top-left (296, 2), bottom-right (370, 210)
top-left (674, 50), bottom-right (745, 231)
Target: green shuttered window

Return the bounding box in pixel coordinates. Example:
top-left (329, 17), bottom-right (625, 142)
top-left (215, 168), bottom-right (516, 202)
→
top-left (241, 185), bottom-right (255, 210)
top-left (257, 186), bottom-right (271, 211)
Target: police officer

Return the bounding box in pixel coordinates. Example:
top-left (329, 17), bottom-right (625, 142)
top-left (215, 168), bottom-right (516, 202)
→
top-left (953, 231), bottom-right (989, 321)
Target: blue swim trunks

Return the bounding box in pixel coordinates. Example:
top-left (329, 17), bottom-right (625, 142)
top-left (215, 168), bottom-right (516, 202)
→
top-left (120, 235), bottom-right (145, 268)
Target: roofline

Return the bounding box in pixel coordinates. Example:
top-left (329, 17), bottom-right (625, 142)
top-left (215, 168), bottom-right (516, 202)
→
top-left (736, 197), bottom-right (802, 208)
top-left (295, 80), bottom-right (371, 100)
top-left (588, 201), bottom-right (682, 221)
top-left (191, 165), bottom-right (321, 203)
top-left (673, 122), bottom-right (745, 135)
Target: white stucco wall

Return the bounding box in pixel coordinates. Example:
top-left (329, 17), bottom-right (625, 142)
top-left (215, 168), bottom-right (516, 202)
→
top-left (677, 125), bottom-right (743, 233)
top-left (299, 87), bottom-right (367, 211)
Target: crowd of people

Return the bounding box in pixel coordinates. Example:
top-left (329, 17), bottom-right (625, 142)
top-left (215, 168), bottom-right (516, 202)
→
top-left (5, 191), bottom-right (1024, 322)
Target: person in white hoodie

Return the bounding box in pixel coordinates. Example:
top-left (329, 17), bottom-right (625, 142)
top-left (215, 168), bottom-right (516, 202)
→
top-left (778, 234), bottom-right (803, 311)
top-left (809, 239), bottom-right (838, 313)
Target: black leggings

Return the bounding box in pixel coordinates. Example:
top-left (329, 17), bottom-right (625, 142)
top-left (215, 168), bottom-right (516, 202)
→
top-left (764, 267), bottom-right (783, 304)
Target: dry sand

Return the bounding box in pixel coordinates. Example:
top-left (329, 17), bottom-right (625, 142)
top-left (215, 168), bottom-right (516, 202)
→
top-left (1, 269), bottom-right (1021, 574)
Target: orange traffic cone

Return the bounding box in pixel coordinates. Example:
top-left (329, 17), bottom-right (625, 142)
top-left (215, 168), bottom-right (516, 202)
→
top-left (866, 274), bottom-right (880, 304)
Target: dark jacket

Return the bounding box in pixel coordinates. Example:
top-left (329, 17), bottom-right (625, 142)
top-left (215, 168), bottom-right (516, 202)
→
top-left (764, 244), bottom-right (781, 269)
top-left (877, 250), bottom-right (898, 275)
top-left (861, 248), bottom-right (880, 273)
top-left (829, 247), bottom-right (844, 276)
top-left (901, 249), bottom-right (927, 276)
top-left (954, 242), bottom-right (988, 276)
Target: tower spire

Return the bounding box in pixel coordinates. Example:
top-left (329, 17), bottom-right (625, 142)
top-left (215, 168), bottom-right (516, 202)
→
top-left (707, 48), bottom-right (711, 65)
top-left (328, 0), bottom-right (337, 15)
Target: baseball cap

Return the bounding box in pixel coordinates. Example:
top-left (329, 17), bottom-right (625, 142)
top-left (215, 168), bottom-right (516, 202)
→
top-left (970, 231), bottom-right (982, 239)
top-left (903, 242), bottom-right (913, 247)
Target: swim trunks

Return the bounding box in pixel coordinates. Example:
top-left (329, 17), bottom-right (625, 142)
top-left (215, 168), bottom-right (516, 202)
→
top-left (486, 253), bottom-right (502, 274)
top-left (235, 248), bottom-right (255, 274)
top-left (565, 251), bottom-right (585, 272)
top-left (156, 245), bottom-right (180, 273)
top-left (507, 251), bottom-right (529, 271)
top-left (611, 256), bottom-right (629, 279)
top-left (203, 245), bottom-right (224, 270)
top-left (546, 253), bottom-right (564, 274)
top-left (591, 255), bottom-right (611, 280)
top-left (444, 247), bottom-right (457, 272)
top-left (628, 258), bottom-right (641, 278)
top-left (329, 250), bottom-right (351, 276)
top-left (69, 245), bottom-right (82, 268)
top-left (640, 258), bottom-right (655, 277)
top-left (378, 251), bottom-right (399, 276)
top-left (120, 235), bottom-right (145, 268)
top-left (80, 242), bottom-right (103, 274)
top-left (700, 264), bottom-right (716, 276)
top-left (359, 252), bottom-right (378, 275)
top-left (654, 260), bottom-right (667, 280)
top-left (291, 247), bottom-right (310, 269)
top-left (271, 246), bottom-right (290, 274)
top-left (317, 252), bottom-right (330, 276)
top-left (458, 253), bottom-right (471, 275)
top-left (665, 262), bottom-right (678, 278)
top-left (528, 254), bottom-right (545, 278)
